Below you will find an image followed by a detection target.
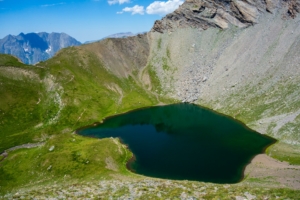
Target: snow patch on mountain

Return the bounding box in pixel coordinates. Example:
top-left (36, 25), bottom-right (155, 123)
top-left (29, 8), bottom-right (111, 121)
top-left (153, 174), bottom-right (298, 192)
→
top-left (45, 46), bottom-right (52, 54)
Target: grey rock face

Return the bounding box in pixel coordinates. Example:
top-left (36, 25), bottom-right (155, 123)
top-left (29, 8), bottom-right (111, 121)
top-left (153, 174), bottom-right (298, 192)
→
top-left (0, 32), bottom-right (81, 64)
top-left (151, 0), bottom-right (300, 33)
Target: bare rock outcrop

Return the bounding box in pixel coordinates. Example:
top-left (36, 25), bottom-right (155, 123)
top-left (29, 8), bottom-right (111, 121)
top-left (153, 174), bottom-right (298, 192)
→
top-left (151, 0), bottom-right (300, 33)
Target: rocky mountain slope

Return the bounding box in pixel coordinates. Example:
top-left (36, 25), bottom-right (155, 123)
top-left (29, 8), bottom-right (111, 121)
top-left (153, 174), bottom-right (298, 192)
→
top-left (146, 0), bottom-right (300, 152)
top-left (0, 32), bottom-right (81, 64)
top-left (0, 0), bottom-right (300, 198)
top-left (152, 0), bottom-right (300, 31)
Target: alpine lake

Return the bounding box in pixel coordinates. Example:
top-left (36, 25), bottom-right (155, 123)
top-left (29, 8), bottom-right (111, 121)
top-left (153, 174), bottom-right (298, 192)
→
top-left (77, 103), bottom-right (276, 183)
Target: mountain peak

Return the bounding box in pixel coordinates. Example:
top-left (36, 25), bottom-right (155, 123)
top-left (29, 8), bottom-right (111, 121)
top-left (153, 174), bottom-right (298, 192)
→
top-left (0, 32), bottom-right (81, 64)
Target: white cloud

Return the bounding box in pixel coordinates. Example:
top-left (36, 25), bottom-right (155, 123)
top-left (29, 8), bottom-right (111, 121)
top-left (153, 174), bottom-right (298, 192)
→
top-left (41, 2), bottom-right (65, 7)
top-left (146, 0), bottom-right (183, 15)
top-left (117, 5), bottom-right (144, 15)
top-left (108, 0), bottom-right (130, 5)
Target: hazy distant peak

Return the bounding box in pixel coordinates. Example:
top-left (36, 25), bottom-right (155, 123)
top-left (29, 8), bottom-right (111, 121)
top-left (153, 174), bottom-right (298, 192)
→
top-left (84, 32), bottom-right (140, 44)
top-left (0, 32), bottom-right (81, 64)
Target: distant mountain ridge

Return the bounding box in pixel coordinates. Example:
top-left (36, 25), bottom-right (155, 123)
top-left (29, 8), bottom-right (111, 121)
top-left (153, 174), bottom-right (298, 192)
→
top-left (0, 32), bottom-right (81, 64)
top-left (84, 32), bottom-right (141, 44)
top-left (103, 32), bottom-right (136, 39)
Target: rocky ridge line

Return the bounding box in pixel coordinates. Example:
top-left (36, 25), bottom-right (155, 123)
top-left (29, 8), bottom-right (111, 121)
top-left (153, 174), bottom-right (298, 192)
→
top-left (151, 0), bottom-right (300, 32)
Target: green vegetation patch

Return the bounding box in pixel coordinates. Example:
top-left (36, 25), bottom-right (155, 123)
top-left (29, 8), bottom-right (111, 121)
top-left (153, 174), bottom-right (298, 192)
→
top-left (0, 133), bottom-right (133, 194)
top-left (267, 142), bottom-right (300, 165)
top-left (0, 54), bottom-right (28, 67)
top-left (0, 49), bottom-right (163, 194)
top-left (146, 64), bottom-right (162, 94)
top-left (162, 57), bottom-right (170, 71)
top-left (157, 38), bottom-right (162, 49)
top-left (166, 48), bottom-right (171, 59)
top-left (0, 64), bottom-right (56, 151)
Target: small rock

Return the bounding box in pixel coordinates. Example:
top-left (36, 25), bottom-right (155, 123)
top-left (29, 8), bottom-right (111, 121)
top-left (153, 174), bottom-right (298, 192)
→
top-left (2, 151), bottom-right (8, 157)
top-left (180, 192), bottom-right (187, 199)
top-left (200, 186), bottom-right (206, 190)
top-left (244, 192), bottom-right (256, 200)
top-left (49, 145), bottom-right (55, 151)
top-left (223, 184), bottom-right (230, 189)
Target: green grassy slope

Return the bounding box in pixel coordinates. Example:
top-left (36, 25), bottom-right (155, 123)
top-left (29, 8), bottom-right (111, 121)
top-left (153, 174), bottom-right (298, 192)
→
top-left (0, 55), bottom-right (27, 67)
top-left (0, 44), bottom-right (165, 193)
top-left (0, 133), bottom-right (133, 194)
top-left (0, 56), bottom-right (54, 151)
top-left (40, 46), bottom-right (159, 128)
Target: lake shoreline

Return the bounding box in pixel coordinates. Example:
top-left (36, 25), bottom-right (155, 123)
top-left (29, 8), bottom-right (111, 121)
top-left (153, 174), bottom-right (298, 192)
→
top-left (76, 103), bottom-right (276, 184)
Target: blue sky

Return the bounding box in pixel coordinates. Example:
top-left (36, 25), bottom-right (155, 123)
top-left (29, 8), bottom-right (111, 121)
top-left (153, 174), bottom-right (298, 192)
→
top-left (0, 0), bottom-right (183, 43)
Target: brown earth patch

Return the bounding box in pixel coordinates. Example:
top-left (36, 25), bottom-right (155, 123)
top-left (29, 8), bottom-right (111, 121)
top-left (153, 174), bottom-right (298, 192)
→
top-left (244, 154), bottom-right (300, 189)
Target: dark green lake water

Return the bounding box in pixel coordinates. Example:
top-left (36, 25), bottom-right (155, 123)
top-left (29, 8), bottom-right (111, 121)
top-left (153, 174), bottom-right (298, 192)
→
top-left (77, 103), bottom-right (276, 183)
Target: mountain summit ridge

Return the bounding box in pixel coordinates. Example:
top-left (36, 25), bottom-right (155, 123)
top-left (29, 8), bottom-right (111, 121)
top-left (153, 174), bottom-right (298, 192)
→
top-left (151, 0), bottom-right (300, 32)
top-left (0, 32), bottom-right (81, 64)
